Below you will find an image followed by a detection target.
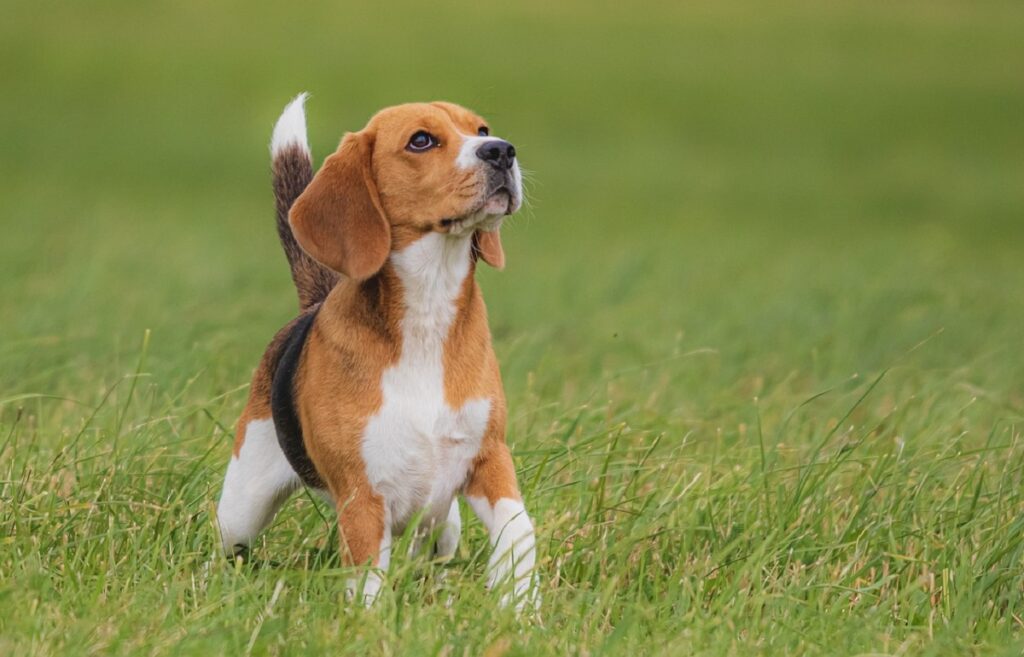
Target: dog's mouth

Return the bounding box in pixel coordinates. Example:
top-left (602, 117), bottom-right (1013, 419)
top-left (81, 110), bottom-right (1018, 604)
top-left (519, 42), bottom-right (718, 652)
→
top-left (481, 187), bottom-right (513, 215)
top-left (439, 185), bottom-right (518, 234)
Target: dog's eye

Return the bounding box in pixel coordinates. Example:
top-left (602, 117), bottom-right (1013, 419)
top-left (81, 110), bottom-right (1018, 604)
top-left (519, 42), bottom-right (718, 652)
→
top-left (406, 131), bottom-right (438, 152)
top-left (477, 126), bottom-right (489, 136)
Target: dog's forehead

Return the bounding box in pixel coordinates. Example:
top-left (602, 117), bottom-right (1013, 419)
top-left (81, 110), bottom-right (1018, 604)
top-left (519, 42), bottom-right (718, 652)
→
top-left (366, 102), bottom-right (486, 138)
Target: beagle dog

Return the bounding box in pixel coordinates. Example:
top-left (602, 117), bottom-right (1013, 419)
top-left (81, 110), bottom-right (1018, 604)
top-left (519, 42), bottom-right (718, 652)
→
top-left (216, 94), bottom-right (537, 609)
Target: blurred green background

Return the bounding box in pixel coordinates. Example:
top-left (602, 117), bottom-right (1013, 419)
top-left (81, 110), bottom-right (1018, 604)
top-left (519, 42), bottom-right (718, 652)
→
top-left (2, 1), bottom-right (1023, 655)
top-left (3, 0), bottom-right (1021, 402)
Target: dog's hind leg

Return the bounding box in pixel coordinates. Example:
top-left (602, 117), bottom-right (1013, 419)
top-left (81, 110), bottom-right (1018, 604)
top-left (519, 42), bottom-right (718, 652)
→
top-left (217, 417), bottom-right (300, 556)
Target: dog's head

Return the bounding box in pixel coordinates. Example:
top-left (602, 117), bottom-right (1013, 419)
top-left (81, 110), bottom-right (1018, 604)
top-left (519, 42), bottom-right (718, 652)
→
top-left (289, 102), bottom-right (521, 280)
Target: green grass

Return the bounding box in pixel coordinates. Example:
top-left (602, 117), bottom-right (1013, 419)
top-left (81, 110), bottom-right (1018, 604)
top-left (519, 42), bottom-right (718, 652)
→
top-left (2, 0), bottom-right (1024, 654)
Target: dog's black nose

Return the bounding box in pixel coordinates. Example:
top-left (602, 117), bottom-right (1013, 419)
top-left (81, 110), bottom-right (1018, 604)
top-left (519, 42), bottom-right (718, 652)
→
top-left (476, 139), bottom-right (516, 170)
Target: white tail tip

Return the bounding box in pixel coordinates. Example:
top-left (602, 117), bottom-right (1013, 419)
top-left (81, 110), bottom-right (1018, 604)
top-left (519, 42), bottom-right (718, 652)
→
top-left (270, 92), bottom-right (310, 156)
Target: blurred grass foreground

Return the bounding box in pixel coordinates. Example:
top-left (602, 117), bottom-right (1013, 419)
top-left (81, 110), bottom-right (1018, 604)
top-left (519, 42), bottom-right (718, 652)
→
top-left (1, 1), bottom-right (1023, 655)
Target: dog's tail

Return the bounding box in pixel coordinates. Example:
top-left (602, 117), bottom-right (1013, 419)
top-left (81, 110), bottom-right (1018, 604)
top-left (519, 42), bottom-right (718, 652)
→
top-left (270, 93), bottom-right (338, 311)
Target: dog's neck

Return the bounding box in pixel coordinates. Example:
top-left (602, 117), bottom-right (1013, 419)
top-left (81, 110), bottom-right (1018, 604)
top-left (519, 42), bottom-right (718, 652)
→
top-left (320, 231), bottom-right (478, 346)
top-left (387, 231), bottom-right (475, 338)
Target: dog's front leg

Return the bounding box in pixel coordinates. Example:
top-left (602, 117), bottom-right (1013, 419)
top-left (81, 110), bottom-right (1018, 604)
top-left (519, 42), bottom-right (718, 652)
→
top-left (434, 498), bottom-right (462, 560)
top-left (336, 486), bottom-right (390, 606)
top-left (465, 442), bottom-right (539, 611)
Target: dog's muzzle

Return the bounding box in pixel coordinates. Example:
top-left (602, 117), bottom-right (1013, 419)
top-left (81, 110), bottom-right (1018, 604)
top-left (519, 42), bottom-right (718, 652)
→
top-left (477, 138), bottom-right (520, 215)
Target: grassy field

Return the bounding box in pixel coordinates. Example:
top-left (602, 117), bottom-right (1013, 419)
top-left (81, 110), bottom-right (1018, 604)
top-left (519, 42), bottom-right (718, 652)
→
top-left (2, 1), bottom-right (1024, 654)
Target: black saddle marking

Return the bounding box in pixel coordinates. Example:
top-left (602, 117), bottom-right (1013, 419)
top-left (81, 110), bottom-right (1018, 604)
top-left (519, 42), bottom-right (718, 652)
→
top-left (271, 308), bottom-right (326, 489)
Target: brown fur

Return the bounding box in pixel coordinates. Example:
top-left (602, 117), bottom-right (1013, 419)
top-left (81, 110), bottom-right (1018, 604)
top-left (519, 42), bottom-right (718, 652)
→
top-left (289, 133), bottom-right (392, 281)
top-left (237, 101), bottom-right (519, 566)
top-left (273, 143), bottom-right (339, 310)
top-left (473, 230), bottom-right (506, 270)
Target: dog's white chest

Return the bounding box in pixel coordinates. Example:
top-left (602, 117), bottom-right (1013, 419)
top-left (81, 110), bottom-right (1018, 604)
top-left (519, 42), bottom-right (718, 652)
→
top-left (361, 364), bottom-right (490, 529)
top-left (359, 233), bottom-right (490, 530)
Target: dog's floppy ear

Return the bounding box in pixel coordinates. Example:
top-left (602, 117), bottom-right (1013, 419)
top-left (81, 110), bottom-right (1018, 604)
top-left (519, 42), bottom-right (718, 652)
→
top-left (473, 229), bottom-right (505, 270)
top-left (289, 131), bottom-right (391, 280)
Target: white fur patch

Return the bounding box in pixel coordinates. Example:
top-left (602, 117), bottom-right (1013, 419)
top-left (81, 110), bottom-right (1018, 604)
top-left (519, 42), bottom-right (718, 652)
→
top-left (217, 419), bottom-right (300, 553)
top-left (435, 499), bottom-right (462, 559)
top-left (509, 157), bottom-right (523, 213)
top-left (346, 566), bottom-right (384, 606)
top-left (455, 134), bottom-right (494, 170)
top-left (466, 496), bottom-right (538, 610)
top-left (361, 232), bottom-right (492, 535)
top-left (270, 92), bottom-right (310, 157)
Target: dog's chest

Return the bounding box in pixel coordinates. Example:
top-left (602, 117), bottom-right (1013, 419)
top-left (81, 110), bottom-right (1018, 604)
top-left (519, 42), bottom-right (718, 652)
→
top-left (361, 347), bottom-right (490, 528)
top-left (359, 234), bottom-right (490, 529)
